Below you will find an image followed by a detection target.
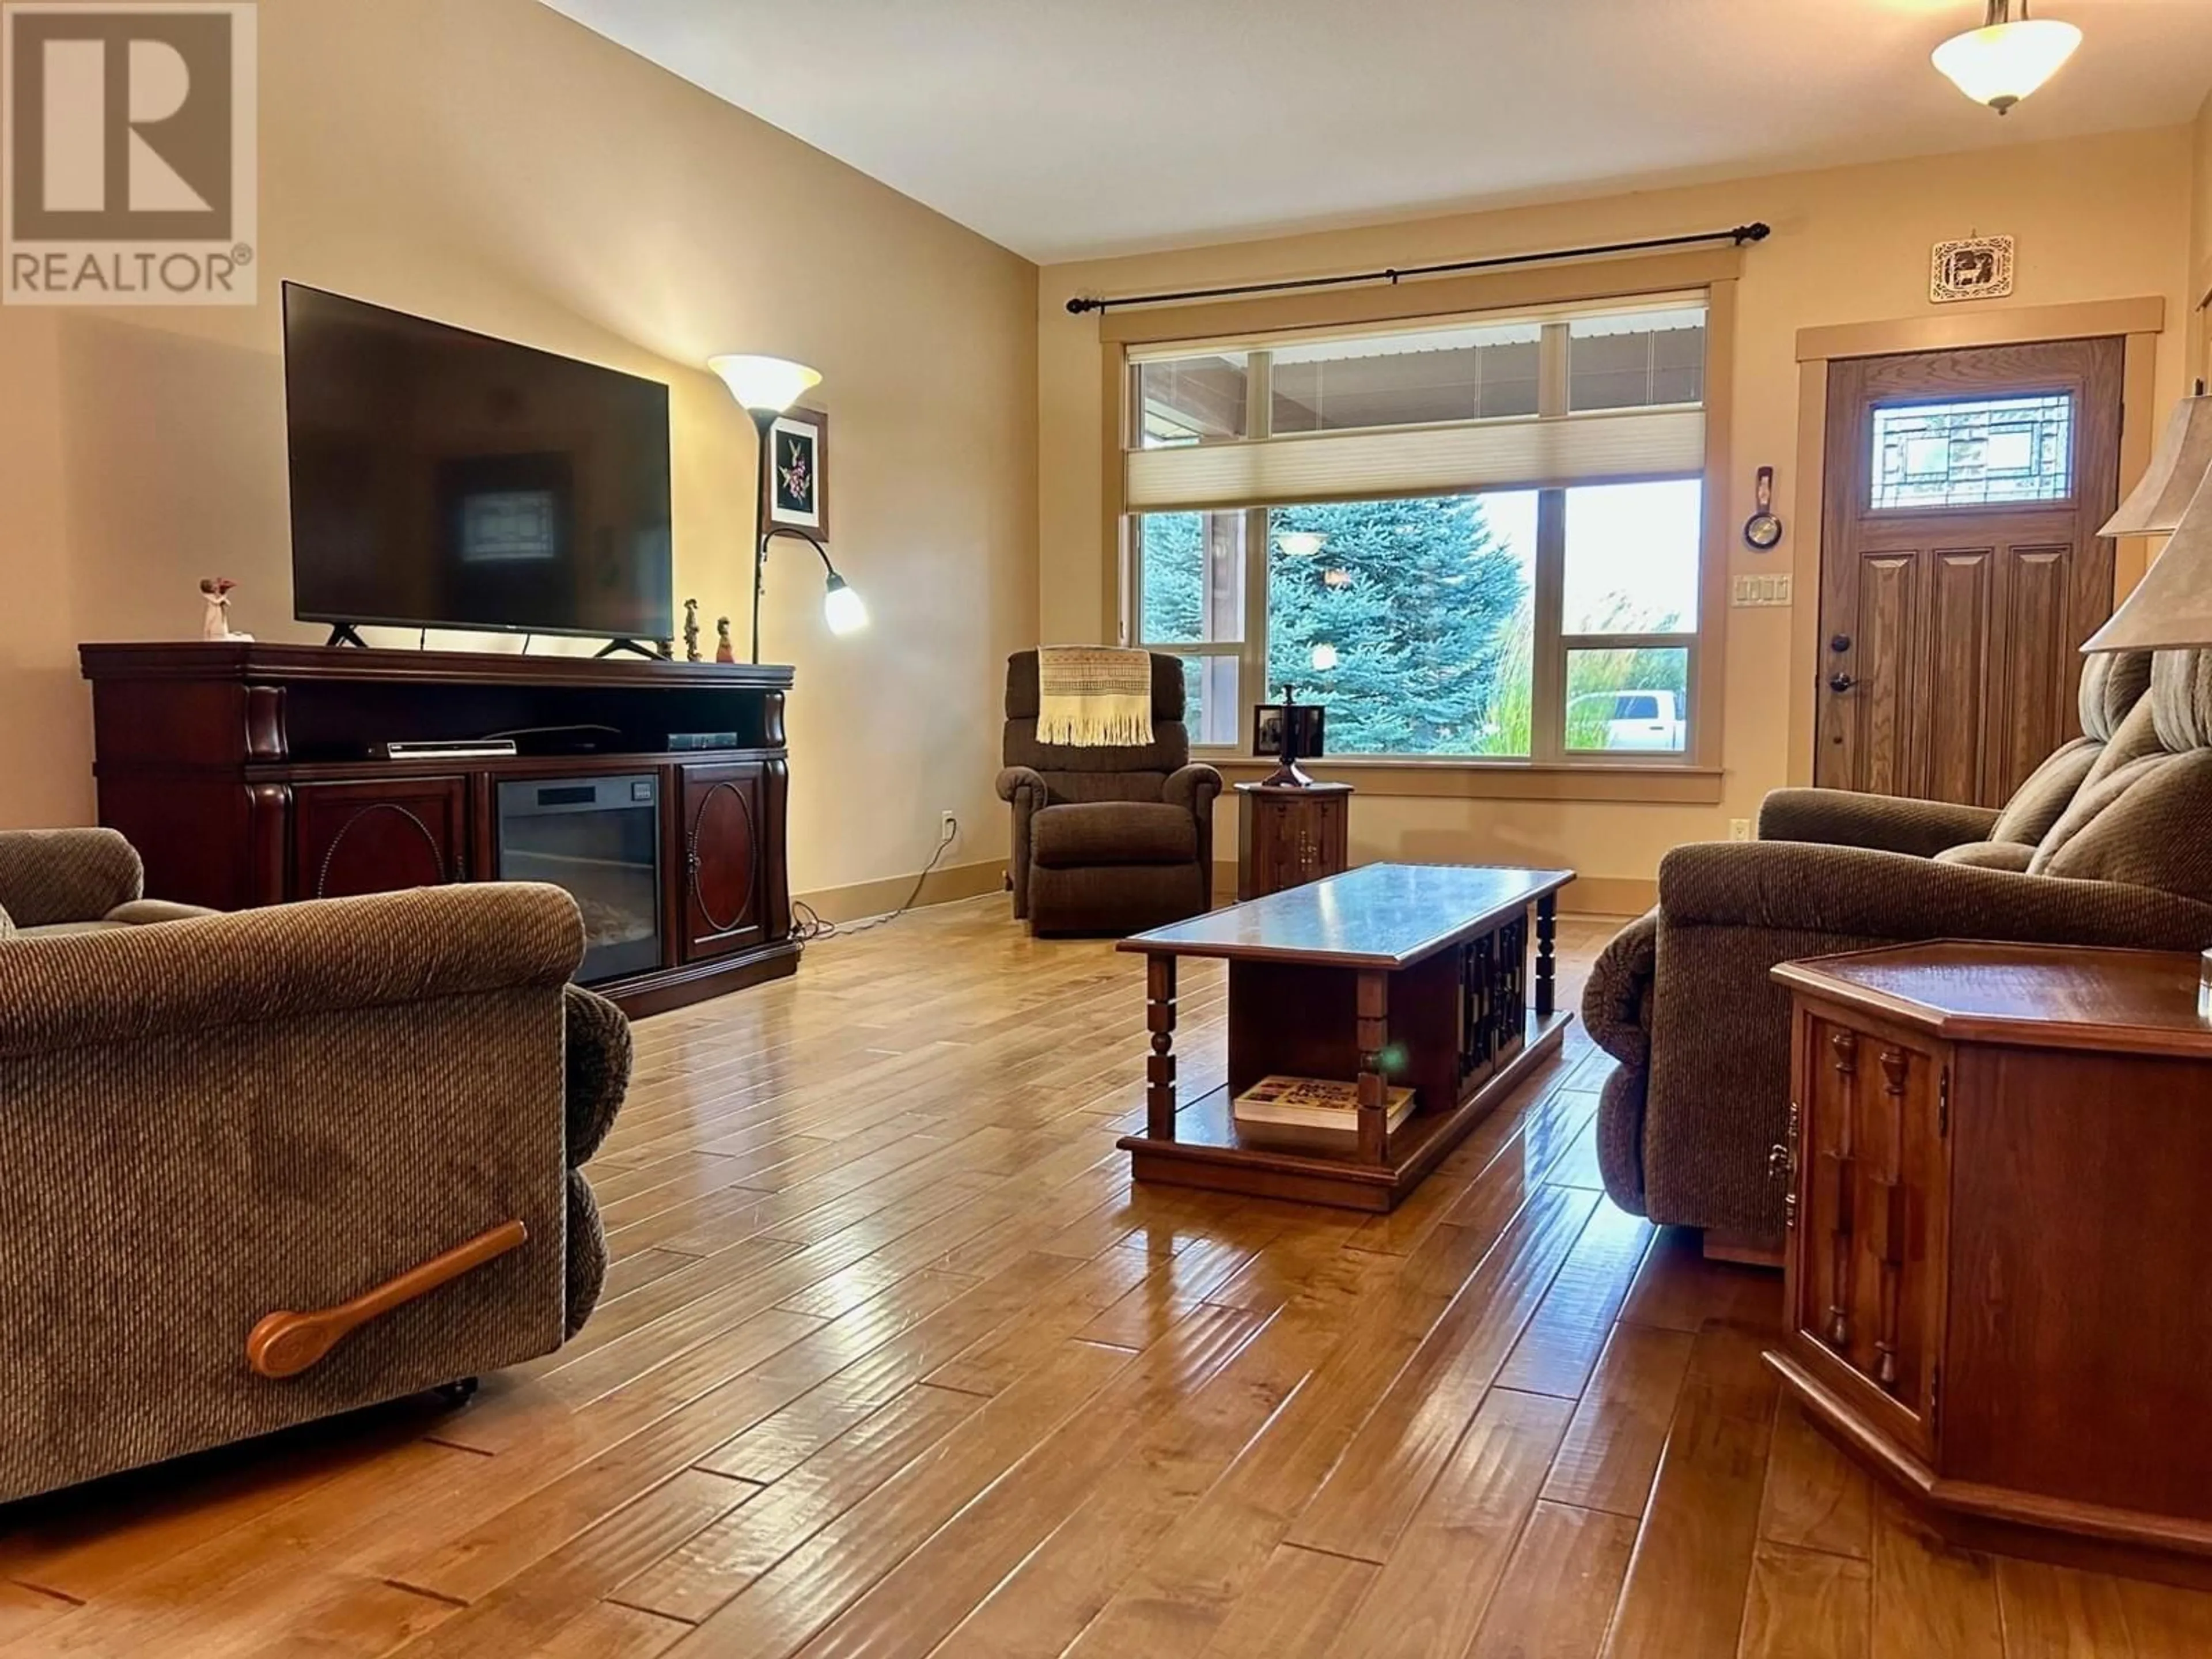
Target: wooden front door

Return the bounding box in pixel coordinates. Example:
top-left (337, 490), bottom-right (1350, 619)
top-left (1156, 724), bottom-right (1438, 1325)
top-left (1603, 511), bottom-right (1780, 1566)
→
top-left (1816, 338), bottom-right (2123, 805)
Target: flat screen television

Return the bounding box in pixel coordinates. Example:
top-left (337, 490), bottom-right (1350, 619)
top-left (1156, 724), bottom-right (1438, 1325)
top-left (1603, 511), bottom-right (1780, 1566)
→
top-left (283, 283), bottom-right (674, 642)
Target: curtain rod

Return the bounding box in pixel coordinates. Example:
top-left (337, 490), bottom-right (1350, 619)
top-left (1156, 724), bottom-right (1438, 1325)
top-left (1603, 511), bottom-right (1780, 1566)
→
top-left (1065, 222), bottom-right (1770, 316)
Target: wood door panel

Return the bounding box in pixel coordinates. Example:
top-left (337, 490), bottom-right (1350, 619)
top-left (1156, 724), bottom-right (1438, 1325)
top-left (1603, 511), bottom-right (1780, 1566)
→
top-left (291, 778), bottom-right (467, 900)
top-left (1988, 546), bottom-right (2071, 805)
top-left (1791, 1013), bottom-right (1947, 1462)
top-left (1816, 338), bottom-right (2122, 801)
top-left (1851, 552), bottom-right (1922, 800)
top-left (1926, 550), bottom-right (1992, 806)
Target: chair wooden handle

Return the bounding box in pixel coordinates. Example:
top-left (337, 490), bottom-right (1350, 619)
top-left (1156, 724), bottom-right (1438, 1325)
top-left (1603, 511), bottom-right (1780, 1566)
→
top-left (245, 1219), bottom-right (528, 1380)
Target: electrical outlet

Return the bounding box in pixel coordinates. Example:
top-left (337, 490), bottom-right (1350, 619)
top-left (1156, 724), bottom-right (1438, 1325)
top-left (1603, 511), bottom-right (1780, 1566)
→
top-left (939, 810), bottom-right (958, 844)
top-left (1729, 817), bottom-right (1752, 842)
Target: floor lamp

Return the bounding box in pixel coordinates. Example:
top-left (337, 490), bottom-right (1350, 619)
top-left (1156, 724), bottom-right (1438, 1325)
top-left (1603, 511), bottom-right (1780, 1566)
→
top-left (708, 354), bottom-right (869, 663)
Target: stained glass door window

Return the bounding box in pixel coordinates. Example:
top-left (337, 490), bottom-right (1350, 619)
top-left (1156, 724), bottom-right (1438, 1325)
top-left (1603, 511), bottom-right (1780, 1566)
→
top-left (1869, 393), bottom-right (2074, 510)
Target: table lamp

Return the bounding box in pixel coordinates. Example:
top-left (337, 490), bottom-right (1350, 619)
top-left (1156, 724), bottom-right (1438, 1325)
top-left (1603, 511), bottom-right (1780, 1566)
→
top-left (709, 354), bottom-right (869, 662)
top-left (2082, 390), bottom-right (2212, 1016)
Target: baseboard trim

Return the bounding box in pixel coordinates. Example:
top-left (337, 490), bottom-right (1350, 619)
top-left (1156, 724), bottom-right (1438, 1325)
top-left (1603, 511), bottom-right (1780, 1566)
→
top-left (1208, 864), bottom-right (1654, 918)
top-left (1570, 876), bottom-right (1656, 917)
top-left (797, 857), bottom-right (1006, 925)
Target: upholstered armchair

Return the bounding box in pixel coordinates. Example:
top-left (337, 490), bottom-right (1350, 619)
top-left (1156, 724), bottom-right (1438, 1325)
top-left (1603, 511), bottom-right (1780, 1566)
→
top-left (0, 830), bottom-right (630, 1503)
top-left (1583, 649), bottom-right (2212, 1246)
top-left (997, 650), bottom-right (1222, 935)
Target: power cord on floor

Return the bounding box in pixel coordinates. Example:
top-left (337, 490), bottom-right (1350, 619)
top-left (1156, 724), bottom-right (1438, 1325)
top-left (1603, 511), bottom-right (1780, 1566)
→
top-left (793, 816), bottom-right (959, 949)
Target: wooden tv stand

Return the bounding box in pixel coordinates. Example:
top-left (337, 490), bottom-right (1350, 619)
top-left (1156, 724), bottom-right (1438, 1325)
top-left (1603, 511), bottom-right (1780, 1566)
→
top-left (79, 641), bottom-right (800, 1016)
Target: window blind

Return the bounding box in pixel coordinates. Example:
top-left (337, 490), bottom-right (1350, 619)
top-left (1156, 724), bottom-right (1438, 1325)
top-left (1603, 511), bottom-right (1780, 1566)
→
top-left (1124, 406), bottom-right (1706, 513)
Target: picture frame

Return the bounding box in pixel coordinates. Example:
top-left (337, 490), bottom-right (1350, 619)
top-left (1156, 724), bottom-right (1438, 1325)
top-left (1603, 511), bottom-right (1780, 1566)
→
top-left (1930, 235), bottom-right (2014, 304)
top-left (1252, 702), bottom-right (1326, 760)
top-left (762, 406), bottom-right (828, 539)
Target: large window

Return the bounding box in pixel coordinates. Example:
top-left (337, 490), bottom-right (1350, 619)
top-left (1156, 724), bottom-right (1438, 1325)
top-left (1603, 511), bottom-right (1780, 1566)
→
top-left (1125, 300), bottom-right (1711, 763)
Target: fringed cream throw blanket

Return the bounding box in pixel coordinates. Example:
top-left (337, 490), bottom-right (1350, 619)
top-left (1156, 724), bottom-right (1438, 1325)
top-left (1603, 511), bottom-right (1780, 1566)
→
top-left (1037, 645), bottom-right (1154, 747)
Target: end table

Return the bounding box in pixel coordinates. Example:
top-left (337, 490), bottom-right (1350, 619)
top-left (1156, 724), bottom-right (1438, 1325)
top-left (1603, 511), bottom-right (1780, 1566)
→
top-left (1234, 781), bottom-right (1352, 902)
top-left (1768, 940), bottom-right (2212, 1582)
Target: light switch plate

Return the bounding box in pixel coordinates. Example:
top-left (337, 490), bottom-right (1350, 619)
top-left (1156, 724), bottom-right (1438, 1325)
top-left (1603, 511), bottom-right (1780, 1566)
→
top-left (1732, 574), bottom-right (1793, 608)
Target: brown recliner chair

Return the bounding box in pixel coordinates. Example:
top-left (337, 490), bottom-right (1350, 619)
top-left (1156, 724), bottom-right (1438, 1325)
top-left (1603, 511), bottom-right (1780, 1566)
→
top-left (997, 650), bottom-right (1222, 935)
top-left (1582, 649), bottom-right (2212, 1245)
top-left (0, 828), bottom-right (631, 1503)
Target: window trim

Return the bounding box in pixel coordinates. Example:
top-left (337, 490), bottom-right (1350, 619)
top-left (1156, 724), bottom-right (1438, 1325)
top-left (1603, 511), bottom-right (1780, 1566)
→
top-left (1113, 264), bottom-right (1736, 778)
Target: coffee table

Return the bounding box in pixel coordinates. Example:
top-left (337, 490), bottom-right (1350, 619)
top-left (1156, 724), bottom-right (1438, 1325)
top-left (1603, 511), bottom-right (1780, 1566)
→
top-left (1116, 862), bottom-right (1575, 1212)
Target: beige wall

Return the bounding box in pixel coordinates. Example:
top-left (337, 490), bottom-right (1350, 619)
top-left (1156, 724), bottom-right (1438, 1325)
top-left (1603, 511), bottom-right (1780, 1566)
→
top-left (1040, 127), bottom-right (2196, 900)
top-left (2194, 90), bottom-right (2212, 382)
top-left (0, 0), bottom-right (1038, 905)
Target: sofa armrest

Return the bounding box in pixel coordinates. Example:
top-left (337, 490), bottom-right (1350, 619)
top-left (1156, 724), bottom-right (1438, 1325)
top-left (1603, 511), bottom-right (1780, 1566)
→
top-left (995, 764), bottom-right (1047, 805)
top-left (1660, 840), bottom-right (2212, 949)
top-left (1756, 789), bottom-right (1999, 857)
top-left (997, 766), bottom-right (1050, 918)
top-left (1582, 908), bottom-right (1657, 1070)
top-left (0, 882), bottom-right (583, 1060)
top-left (1163, 763), bottom-right (1224, 819)
top-left (1165, 764), bottom-right (1223, 905)
top-left (0, 828), bottom-right (143, 929)
top-left (563, 983), bottom-right (631, 1167)
top-left (105, 898), bottom-right (222, 926)
top-left (0, 881), bottom-right (585, 1502)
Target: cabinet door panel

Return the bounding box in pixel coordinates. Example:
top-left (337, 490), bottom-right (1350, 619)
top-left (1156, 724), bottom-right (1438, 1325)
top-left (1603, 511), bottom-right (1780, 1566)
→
top-left (680, 762), bottom-right (765, 961)
top-left (1791, 1012), bottom-right (1948, 1460)
top-left (292, 778), bottom-right (467, 900)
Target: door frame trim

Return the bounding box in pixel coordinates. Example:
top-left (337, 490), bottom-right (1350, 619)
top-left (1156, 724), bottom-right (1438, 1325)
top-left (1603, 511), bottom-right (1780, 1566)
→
top-left (1788, 297), bottom-right (2165, 787)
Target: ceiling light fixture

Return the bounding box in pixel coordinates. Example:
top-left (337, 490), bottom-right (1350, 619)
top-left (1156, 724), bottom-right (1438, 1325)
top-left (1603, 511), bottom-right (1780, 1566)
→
top-left (1932, 1), bottom-right (2082, 115)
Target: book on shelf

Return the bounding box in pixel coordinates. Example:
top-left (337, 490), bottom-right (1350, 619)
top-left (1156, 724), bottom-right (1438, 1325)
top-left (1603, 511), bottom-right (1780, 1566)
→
top-left (1232, 1074), bottom-right (1415, 1136)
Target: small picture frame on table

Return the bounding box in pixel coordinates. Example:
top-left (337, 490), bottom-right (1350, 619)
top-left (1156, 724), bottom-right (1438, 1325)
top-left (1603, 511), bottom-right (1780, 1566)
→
top-left (763, 407), bottom-right (828, 539)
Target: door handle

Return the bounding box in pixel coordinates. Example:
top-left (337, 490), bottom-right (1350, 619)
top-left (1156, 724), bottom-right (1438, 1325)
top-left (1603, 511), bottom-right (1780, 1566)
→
top-left (1828, 673), bottom-right (1857, 694)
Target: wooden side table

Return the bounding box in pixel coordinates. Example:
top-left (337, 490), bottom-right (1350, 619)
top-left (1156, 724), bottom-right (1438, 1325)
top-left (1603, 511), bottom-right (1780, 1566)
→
top-left (1234, 781), bottom-right (1352, 902)
top-left (1768, 940), bottom-right (2212, 1581)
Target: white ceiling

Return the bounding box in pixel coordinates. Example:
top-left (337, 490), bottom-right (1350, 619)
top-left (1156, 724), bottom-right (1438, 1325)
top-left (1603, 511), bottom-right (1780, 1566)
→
top-left (541, 0), bottom-right (2212, 263)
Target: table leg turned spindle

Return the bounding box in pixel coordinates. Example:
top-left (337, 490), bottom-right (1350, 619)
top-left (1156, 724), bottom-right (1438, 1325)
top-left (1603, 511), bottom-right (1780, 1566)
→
top-left (1535, 893), bottom-right (1557, 1019)
top-left (1146, 952), bottom-right (1178, 1141)
top-left (1355, 970), bottom-right (1391, 1167)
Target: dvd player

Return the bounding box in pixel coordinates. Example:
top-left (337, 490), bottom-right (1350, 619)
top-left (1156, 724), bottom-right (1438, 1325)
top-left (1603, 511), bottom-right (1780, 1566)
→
top-left (373, 738), bottom-right (520, 760)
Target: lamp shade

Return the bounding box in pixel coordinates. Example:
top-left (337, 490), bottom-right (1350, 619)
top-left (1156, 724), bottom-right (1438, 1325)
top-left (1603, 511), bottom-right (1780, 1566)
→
top-left (822, 573), bottom-right (869, 636)
top-left (1931, 12), bottom-right (2081, 113)
top-left (709, 354), bottom-right (821, 414)
top-left (2084, 472), bottom-right (2212, 652)
top-left (2101, 396), bottom-right (2212, 537)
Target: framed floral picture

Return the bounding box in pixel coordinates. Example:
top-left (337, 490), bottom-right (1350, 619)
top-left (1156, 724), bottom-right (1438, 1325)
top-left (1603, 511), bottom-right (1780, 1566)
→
top-left (763, 406), bottom-right (828, 540)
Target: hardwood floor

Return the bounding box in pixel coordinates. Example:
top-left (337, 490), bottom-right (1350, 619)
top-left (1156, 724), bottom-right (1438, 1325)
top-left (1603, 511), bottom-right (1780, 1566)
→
top-left (4, 895), bottom-right (2209, 1658)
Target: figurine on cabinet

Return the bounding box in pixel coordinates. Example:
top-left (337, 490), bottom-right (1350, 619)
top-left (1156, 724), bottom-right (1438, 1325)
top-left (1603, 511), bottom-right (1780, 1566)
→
top-left (682, 599), bottom-right (702, 662)
top-left (199, 577), bottom-right (252, 642)
top-left (714, 617), bottom-right (736, 663)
